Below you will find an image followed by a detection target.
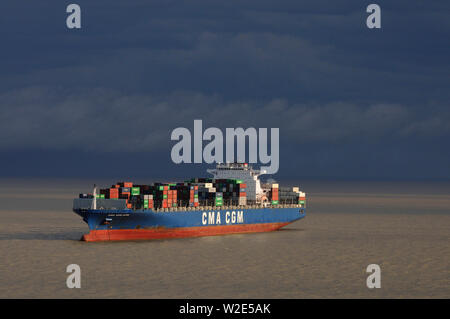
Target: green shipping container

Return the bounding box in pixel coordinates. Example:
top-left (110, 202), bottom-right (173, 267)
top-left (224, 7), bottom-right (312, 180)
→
top-left (131, 187), bottom-right (140, 195)
top-left (163, 194), bottom-right (167, 199)
top-left (272, 200), bottom-right (279, 205)
top-left (299, 200), bottom-right (305, 204)
top-left (143, 202), bottom-right (149, 209)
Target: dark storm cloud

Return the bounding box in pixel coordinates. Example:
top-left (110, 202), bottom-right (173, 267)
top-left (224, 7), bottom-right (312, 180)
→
top-left (0, 0), bottom-right (449, 178)
top-left (1, 0), bottom-right (448, 103)
top-left (1, 87), bottom-right (448, 152)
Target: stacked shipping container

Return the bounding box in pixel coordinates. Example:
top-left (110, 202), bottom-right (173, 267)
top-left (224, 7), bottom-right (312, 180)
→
top-left (269, 185), bottom-right (306, 206)
top-left (82, 178), bottom-right (305, 210)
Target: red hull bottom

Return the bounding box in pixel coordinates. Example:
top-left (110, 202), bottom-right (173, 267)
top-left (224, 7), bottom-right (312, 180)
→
top-left (82, 222), bottom-right (291, 242)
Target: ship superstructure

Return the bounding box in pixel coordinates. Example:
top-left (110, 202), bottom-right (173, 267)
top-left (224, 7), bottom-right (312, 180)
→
top-left (207, 163), bottom-right (265, 201)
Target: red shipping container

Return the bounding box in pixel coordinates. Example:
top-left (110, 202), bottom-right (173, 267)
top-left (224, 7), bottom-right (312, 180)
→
top-left (240, 183), bottom-right (247, 188)
top-left (108, 188), bottom-right (119, 199)
top-left (124, 182), bottom-right (133, 188)
top-left (239, 192), bottom-right (246, 197)
top-left (194, 202), bottom-right (199, 207)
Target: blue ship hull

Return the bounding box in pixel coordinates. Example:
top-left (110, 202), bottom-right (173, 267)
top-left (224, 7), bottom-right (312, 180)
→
top-left (74, 207), bottom-right (306, 241)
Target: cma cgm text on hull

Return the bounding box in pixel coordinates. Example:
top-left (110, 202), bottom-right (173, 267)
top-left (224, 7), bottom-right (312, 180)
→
top-left (73, 163), bottom-right (306, 242)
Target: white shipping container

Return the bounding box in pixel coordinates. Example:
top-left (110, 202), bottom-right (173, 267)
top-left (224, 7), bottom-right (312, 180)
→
top-left (205, 183), bottom-right (213, 188)
top-left (292, 187), bottom-right (299, 192)
top-left (272, 183), bottom-right (279, 188)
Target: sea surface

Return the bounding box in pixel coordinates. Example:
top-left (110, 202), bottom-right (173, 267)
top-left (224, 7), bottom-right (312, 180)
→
top-left (0, 179), bottom-right (448, 298)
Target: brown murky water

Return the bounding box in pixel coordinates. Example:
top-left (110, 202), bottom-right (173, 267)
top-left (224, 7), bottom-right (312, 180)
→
top-left (0, 179), bottom-right (449, 298)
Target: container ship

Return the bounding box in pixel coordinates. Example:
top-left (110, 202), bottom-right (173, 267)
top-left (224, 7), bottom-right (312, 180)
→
top-left (73, 163), bottom-right (306, 242)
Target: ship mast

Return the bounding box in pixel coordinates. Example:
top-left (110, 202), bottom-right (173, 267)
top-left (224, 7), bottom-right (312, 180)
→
top-left (92, 184), bottom-right (97, 210)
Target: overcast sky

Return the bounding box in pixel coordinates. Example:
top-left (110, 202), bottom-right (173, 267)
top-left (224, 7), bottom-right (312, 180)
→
top-left (0, 1), bottom-right (449, 180)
